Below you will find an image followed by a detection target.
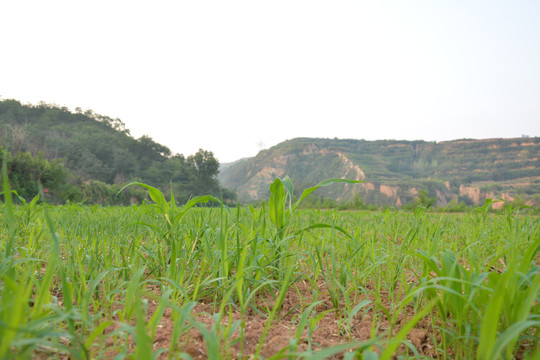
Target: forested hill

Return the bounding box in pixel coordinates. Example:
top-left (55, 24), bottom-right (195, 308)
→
top-left (0, 99), bottom-right (234, 204)
top-left (219, 137), bottom-right (540, 208)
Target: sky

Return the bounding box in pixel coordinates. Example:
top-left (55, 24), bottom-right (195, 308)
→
top-left (1, 1), bottom-right (539, 163)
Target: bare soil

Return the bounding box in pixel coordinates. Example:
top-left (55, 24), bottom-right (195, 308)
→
top-left (95, 278), bottom-right (438, 359)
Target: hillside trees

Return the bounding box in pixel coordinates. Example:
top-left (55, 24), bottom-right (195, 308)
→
top-left (402, 189), bottom-right (436, 210)
top-left (134, 135), bottom-right (171, 170)
top-left (187, 149), bottom-right (220, 195)
top-left (0, 147), bottom-right (70, 201)
top-left (142, 149), bottom-right (236, 203)
top-left (0, 99), bottom-right (236, 204)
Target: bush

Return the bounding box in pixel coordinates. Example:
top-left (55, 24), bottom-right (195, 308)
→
top-left (1, 149), bottom-right (69, 202)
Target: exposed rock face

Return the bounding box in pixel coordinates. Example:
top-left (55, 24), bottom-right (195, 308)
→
top-left (219, 137), bottom-right (540, 207)
top-left (459, 185), bottom-right (515, 209)
top-left (362, 182), bottom-right (375, 192)
top-left (221, 143), bottom-right (372, 202)
top-left (336, 152), bottom-right (365, 181)
top-left (459, 185), bottom-right (482, 204)
top-left (436, 190), bottom-right (452, 207)
top-left (380, 185), bottom-right (398, 198)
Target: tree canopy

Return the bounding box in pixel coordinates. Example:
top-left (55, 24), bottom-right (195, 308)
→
top-left (0, 99), bottom-right (236, 204)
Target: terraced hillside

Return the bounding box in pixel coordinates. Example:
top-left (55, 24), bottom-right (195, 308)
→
top-left (219, 137), bottom-right (540, 207)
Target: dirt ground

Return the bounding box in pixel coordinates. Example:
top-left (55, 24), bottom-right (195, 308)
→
top-left (96, 278), bottom-right (437, 359)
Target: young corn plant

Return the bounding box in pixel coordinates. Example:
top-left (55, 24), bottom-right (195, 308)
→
top-left (267, 176), bottom-right (362, 275)
top-left (417, 234), bottom-right (540, 360)
top-left (120, 182), bottom-right (221, 281)
top-left (477, 235), bottom-right (540, 360)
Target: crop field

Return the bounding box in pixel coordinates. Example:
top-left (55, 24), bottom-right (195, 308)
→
top-left (0, 178), bottom-right (539, 359)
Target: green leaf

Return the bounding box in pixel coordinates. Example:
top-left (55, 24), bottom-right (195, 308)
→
top-left (174, 195), bottom-right (221, 223)
top-left (292, 340), bottom-right (380, 360)
top-left (280, 176), bottom-right (294, 214)
top-left (268, 178), bottom-right (286, 230)
top-left (477, 271), bottom-right (510, 360)
top-left (135, 301), bottom-right (153, 359)
top-left (380, 298), bottom-right (437, 360)
top-left (292, 178), bottom-right (362, 211)
top-left (491, 319), bottom-right (540, 359)
top-left (84, 321), bottom-right (114, 349)
top-left (29, 193), bottom-right (40, 207)
top-left (295, 223), bottom-right (354, 240)
top-left (294, 301), bottom-right (323, 342)
top-left (120, 182), bottom-right (169, 214)
top-left (518, 237), bottom-right (540, 275)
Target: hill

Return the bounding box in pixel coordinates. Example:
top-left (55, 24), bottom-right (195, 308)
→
top-left (0, 99), bottom-right (233, 203)
top-left (219, 137), bottom-right (540, 208)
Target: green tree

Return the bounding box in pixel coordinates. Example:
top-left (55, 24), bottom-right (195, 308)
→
top-left (135, 135), bottom-right (171, 170)
top-left (403, 189), bottom-right (436, 210)
top-left (1, 148), bottom-right (69, 201)
top-left (187, 149), bottom-right (220, 196)
top-left (417, 189), bottom-right (436, 208)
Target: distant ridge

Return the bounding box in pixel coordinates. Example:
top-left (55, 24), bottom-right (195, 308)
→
top-left (218, 137), bottom-right (540, 207)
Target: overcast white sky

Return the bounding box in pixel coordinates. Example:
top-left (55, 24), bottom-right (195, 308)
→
top-left (1, 1), bottom-right (539, 163)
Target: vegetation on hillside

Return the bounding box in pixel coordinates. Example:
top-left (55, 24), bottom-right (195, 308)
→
top-left (2, 98), bottom-right (538, 210)
top-left (0, 99), bottom-right (236, 204)
top-left (220, 137), bottom-right (540, 208)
